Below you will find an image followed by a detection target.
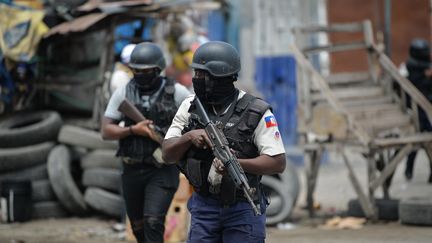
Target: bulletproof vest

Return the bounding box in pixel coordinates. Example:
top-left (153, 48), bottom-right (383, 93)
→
top-left (179, 93), bottom-right (271, 205)
top-left (117, 78), bottom-right (177, 163)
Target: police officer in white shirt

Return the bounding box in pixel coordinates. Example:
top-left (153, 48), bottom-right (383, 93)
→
top-left (162, 41), bottom-right (286, 243)
top-left (102, 42), bottom-right (190, 243)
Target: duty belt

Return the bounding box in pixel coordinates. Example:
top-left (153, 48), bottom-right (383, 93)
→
top-left (122, 157), bottom-right (143, 164)
top-left (122, 149), bottom-right (165, 168)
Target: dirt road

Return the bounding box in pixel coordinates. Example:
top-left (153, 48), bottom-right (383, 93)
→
top-left (1, 217), bottom-right (431, 243)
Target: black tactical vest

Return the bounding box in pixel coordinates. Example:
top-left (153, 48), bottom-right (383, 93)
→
top-left (179, 92), bottom-right (270, 205)
top-left (117, 78), bottom-right (178, 164)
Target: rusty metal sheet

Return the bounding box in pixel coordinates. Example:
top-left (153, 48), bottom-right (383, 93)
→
top-left (44, 13), bottom-right (108, 37)
top-left (77, 0), bottom-right (153, 12)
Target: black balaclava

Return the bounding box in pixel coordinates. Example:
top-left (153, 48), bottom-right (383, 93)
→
top-left (133, 68), bottom-right (162, 92)
top-left (192, 71), bottom-right (237, 106)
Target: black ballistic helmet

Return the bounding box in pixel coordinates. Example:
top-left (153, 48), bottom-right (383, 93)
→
top-left (409, 38), bottom-right (430, 62)
top-left (129, 42), bottom-right (166, 70)
top-left (191, 41), bottom-right (241, 77)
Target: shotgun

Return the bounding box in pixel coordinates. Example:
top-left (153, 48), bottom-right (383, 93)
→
top-left (118, 99), bottom-right (164, 144)
top-left (118, 99), bottom-right (165, 164)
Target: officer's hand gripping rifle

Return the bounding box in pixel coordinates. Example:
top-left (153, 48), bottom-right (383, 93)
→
top-left (118, 99), bottom-right (164, 144)
top-left (194, 97), bottom-right (261, 216)
top-left (118, 99), bottom-right (165, 164)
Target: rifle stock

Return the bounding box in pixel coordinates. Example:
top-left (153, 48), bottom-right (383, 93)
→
top-left (194, 97), bottom-right (261, 216)
top-left (118, 99), bottom-right (164, 144)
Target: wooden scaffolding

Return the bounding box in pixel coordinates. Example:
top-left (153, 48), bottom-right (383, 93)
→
top-left (292, 20), bottom-right (432, 219)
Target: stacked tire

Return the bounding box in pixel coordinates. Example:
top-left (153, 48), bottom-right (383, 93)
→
top-left (399, 197), bottom-right (432, 226)
top-left (58, 125), bottom-right (124, 219)
top-left (0, 112), bottom-right (124, 221)
top-left (0, 111), bottom-right (68, 220)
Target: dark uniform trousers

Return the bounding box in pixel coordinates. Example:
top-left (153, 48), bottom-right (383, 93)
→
top-left (122, 161), bottom-right (178, 243)
top-left (186, 192), bottom-right (266, 243)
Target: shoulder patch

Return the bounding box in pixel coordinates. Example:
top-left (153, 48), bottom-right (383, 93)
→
top-left (264, 115), bottom-right (278, 128)
top-left (274, 130), bottom-right (281, 140)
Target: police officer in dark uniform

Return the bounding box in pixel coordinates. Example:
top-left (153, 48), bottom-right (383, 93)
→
top-left (405, 38), bottom-right (432, 183)
top-left (101, 42), bottom-right (190, 242)
top-left (162, 41), bottom-right (286, 242)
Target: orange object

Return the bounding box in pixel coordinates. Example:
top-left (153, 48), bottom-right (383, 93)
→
top-left (164, 200), bottom-right (190, 242)
top-left (125, 217), bottom-right (136, 242)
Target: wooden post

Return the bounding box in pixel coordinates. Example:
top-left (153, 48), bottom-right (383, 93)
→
top-left (93, 17), bottom-right (117, 128)
top-left (305, 147), bottom-right (323, 217)
top-left (366, 152), bottom-right (378, 220)
top-left (370, 144), bottom-right (413, 191)
top-left (363, 20), bottom-right (378, 84)
top-left (342, 150), bottom-right (376, 219)
top-left (400, 88), bottom-right (407, 112)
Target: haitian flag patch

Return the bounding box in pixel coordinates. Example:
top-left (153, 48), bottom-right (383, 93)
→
top-left (264, 115), bottom-right (278, 128)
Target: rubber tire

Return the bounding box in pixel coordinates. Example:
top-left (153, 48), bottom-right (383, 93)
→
top-left (0, 142), bottom-right (55, 173)
top-left (262, 159), bottom-right (300, 224)
top-left (399, 197), bottom-right (432, 226)
top-left (279, 159), bottom-right (300, 209)
top-left (347, 198), bottom-right (399, 221)
top-left (47, 145), bottom-right (88, 216)
top-left (58, 125), bottom-right (117, 150)
top-left (261, 175), bottom-right (295, 225)
top-left (266, 195), bottom-right (282, 216)
top-left (32, 201), bottom-right (69, 219)
top-left (82, 168), bottom-right (121, 193)
top-left (84, 187), bottom-right (124, 219)
top-left (80, 149), bottom-right (121, 170)
top-left (32, 180), bottom-right (56, 202)
top-left (0, 111), bottom-right (62, 148)
top-left (0, 164), bottom-right (48, 187)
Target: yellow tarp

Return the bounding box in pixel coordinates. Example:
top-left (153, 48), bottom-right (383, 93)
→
top-left (0, 4), bottom-right (48, 62)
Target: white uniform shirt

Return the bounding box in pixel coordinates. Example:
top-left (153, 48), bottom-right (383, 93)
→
top-left (165, 90), bottom-right (285, 156)
top-left (104, 80), bottom-right (191, 120)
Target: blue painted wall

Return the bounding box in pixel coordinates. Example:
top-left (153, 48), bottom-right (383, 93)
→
top-left (207, 10), bottom-right (226, 41)
top-left (255, 55), bottom-right (298, 145)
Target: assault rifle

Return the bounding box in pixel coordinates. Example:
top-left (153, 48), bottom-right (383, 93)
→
top-left (193, 97), bottom-right (261, 216)
top-left (118, 99), bottom-right (164, 164)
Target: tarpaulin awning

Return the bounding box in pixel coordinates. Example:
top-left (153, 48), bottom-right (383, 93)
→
top-left (0, 3), bottom-right (48, 61)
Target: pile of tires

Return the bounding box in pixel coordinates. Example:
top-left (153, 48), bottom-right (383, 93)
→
top-left (57, 125), bottom-right (123, 219)
top-left (0, 111), bottom-right (124, 221)
top-left (346, 197), bottom-right (432, 226)
top-left (0, 110), bottom-right (68, 220)
top-left (347, 198), bottom-right (399, 221)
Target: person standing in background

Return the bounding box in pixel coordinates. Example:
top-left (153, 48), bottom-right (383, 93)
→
top-left (110, 43), bottom-right (136, 93)
top-left (404, 38), bottom-right (432, 183)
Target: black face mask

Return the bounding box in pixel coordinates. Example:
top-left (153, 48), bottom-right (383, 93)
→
top-left (133, 71), bottom-right (161, 92)
top-left (192, 76), bottom-right (237, 105)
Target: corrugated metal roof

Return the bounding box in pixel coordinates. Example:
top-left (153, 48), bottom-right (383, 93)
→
top-left (43, 0), bottom-right (220, 37)
top-left (44, 13), bottom-right (108, 37)
top-left (77, 0), bottom-right (153, 12)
